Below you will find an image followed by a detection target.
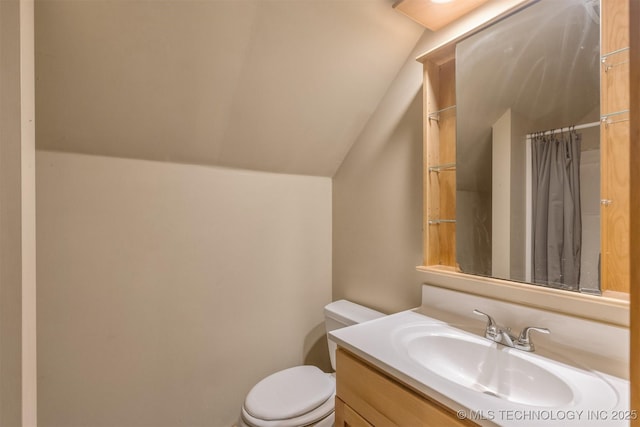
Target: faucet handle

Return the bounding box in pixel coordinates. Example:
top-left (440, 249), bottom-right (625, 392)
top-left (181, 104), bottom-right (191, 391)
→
top-left (516, 326), bottom-right (550, 352)
top-left (473, 309), bottom-right (498, 337)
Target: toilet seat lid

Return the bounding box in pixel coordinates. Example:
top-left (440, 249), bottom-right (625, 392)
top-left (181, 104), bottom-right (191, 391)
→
top-left (244, 366), bottom-right (335, 421)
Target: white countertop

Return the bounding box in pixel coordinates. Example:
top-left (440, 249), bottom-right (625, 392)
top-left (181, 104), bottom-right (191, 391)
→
top-left (330, 309), bottom-right (631, 427)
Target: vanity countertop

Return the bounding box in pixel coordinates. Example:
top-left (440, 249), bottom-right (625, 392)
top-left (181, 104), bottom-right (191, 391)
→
top-left (330, 309), bottom-right (631, 427)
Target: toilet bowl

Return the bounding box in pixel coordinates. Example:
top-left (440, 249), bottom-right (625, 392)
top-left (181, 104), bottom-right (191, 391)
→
top-left (238, 300), bottom-right (384, 427)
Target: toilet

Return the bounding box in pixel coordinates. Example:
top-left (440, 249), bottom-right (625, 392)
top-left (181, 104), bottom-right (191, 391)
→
top-left (238, 300), bottom-right (385, 427)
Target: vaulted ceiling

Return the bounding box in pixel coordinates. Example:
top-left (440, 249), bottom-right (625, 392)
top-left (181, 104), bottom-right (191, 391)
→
top-left (35, 0), bottom-right (424, 177)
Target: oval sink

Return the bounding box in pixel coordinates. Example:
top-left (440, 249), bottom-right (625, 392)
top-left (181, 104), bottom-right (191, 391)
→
top-left (405, 332), bottom-right (574, 407)
top-left (392, 323), bottom-right (619, 409)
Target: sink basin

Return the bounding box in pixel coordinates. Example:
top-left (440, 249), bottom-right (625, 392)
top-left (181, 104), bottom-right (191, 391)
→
top-left (404, 330), bottom-right (573, 406)
top-left (392, 323), bottom-right (618, 409)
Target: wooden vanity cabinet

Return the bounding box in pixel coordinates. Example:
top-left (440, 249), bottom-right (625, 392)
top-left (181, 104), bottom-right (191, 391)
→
top-left (335, 398), bottom-right (373, 427)
top-left (334, 348), bottom-right (477, 427)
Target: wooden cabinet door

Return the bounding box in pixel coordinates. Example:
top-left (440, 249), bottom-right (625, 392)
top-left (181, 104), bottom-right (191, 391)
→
top-left (336, 349), bottom-right (476, 427)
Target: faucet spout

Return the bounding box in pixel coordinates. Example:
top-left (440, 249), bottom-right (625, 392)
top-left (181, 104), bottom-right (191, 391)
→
top-left (496, 329), bottom-right (516, 347)
top-left (473, 309), bottom-right (549, 352)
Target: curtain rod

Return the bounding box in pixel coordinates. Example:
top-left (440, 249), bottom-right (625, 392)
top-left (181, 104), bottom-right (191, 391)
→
top-left (525, 121), bottom-right (601, 139)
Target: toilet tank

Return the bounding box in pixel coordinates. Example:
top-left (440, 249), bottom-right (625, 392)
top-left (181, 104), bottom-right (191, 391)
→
top-left (324, 300), bottom-right (384, 370)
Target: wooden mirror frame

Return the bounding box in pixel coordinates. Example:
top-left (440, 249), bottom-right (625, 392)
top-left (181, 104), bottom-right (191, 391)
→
top-left (416, 0), bottom-right (632, 329)
top-left (628, 0), bottom-right (638, 421)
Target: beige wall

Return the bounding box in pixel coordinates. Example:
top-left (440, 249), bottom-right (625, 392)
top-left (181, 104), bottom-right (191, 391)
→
top-left (331, 54), bottom-right (425, 314)
top-left (0, 0), bottom-right (37, 425)
top-left (332, 0), bottom-right (530, 314)
top-left (492, 109), bottom-right (514, 278)
top-left (36, 151), bottom-right (332, 427)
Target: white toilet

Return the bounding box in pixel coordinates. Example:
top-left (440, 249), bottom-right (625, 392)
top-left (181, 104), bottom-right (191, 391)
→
top-left (238, 300), bottom-right (385, 427)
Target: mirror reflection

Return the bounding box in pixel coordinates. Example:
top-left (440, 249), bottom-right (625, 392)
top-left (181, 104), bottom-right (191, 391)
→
top-left (455, 0), bottom-right (601, 293)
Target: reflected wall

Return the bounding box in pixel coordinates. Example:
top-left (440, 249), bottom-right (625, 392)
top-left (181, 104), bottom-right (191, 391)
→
top-left (456, 0), bottom-right (601, 291)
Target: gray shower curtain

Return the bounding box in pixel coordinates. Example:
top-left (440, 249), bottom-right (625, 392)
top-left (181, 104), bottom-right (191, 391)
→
top-left (531, 130), bottom-right (582, 290)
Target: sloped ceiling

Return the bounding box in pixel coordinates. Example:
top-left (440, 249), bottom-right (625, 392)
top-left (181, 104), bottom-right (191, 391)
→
top-left (456, 0), bottom-right (600, 193)
top-left (35, 0), bottom-right (424, 177)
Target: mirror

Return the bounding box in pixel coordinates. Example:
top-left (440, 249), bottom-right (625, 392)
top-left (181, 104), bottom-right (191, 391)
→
top-left (456, 0), bottom-right (601, 293)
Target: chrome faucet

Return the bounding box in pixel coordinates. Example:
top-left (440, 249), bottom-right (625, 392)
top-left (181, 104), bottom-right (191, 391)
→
top-left (473, 309), bottom-right (550, 352)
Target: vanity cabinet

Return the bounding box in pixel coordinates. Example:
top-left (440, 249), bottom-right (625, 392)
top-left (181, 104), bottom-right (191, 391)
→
top-left (334, 348), bottom-right (476, 427)
top-left (335, 398), bottom-right (372, 427)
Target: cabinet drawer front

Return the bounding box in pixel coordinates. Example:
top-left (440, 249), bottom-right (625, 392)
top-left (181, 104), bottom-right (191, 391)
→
top-left (336, 349), bottom-right (475, 427)
top-left (335, 397), bottom-right (373, 427)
